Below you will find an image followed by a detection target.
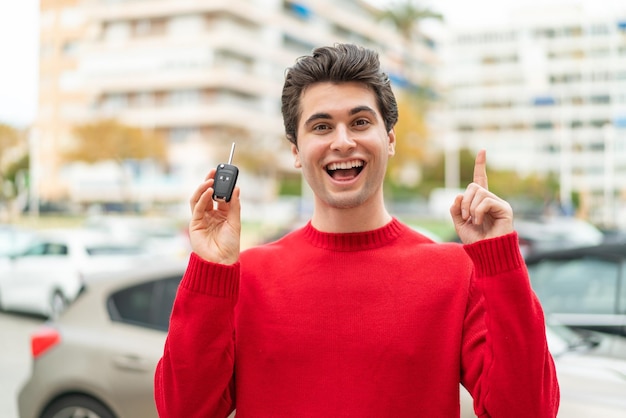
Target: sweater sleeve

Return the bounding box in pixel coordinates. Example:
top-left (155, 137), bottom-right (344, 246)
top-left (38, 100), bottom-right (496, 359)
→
top-left (460, 232), bottom-right (560, 418)
top-left (154, 252), bottom-right (239, 418)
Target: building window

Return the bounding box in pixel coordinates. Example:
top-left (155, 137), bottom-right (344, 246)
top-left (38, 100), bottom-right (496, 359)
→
top-left (590, 24), bottom-right (609, 35)
top-left (533, 96), bottom-right (556, 106)
top-left (168, 127), bottom-right (201, 143)
top-left (214, 50), bottom-right (254, 73)
top-left (590, 119), bottom-right (610, 128)
top-left (283, 1), bottom-right (313, 20)
top-left (166, 89), bottom-right (201, 107)
top-left (101, 93), bottom-right (128, 111)
top-left (590, 95), bottom-right (610, 104)
top-left (62, 41), bottom-right (80, 57)
top-left (283, 34), bottom-right (315, 53)
top-left (131, 92), bottom-right (155, 108)
top-left (104, 21), bottom-right (131, 42)
top-left (534, 121), bottom-right (554, 130)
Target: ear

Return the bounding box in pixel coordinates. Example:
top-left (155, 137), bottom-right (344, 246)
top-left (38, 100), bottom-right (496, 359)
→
top-left (387, 128), bottom-right (396, 157)
top-left (291, 143), bottom-right (302, 168)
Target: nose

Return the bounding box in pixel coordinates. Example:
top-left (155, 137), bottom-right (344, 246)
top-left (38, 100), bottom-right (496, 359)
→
top-left (330, 126), bottom-right (356, 152)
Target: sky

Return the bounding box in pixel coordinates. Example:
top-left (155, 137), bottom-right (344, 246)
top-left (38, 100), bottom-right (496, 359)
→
top-left (0, 1), bottom-right (39, 128)
top-left (1, 0), bottom-right (625, 128)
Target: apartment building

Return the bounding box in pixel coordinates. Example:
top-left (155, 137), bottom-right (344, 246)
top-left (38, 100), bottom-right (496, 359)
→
top-left (37, 0), bottom-right (90, 203)
top-left (439, 4), bottom-right (626, 227)
top-left (34, 0), bottom-right (437, 211)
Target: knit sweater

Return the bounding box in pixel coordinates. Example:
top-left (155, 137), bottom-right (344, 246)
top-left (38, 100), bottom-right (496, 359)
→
top-left (155, 218), bottom-right (559, 417)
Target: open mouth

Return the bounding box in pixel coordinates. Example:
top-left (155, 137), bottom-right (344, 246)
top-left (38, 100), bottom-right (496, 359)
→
top-left (325, 160), bottom-right (365, 180)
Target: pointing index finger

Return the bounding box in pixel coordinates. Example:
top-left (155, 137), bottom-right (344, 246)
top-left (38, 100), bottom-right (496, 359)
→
top-left (473, 149), bottom-right (488, 189)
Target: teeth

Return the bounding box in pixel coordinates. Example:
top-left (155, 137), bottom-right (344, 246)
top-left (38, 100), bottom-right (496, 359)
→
top-left (326, 160), bottom-right (364, 171)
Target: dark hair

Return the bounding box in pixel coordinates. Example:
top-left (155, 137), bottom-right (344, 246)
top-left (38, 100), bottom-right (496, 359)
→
top-left (281, 43), bottom-right (398, 146)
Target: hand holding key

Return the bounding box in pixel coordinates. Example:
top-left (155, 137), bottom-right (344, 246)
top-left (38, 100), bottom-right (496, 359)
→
top-left (188, 145), bottom-right (241, 265)
top-left (450, 150), bottom-right (514, 245)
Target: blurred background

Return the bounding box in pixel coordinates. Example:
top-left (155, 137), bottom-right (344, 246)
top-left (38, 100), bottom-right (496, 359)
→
top-left (1, 0), bottom-right (624, 235)
top-left (2, 1), bottom-right (626, 418)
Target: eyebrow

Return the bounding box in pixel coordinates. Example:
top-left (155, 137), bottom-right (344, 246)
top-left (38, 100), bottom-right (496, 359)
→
top-left (303, 105), bottom-right (377, 127)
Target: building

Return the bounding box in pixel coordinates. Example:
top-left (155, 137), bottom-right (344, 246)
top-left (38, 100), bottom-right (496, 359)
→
top-left (33, 0), bottom-right (438, 214)
top-left (37, 0), bottom-right (90, 202)
top-left (438, 4), bottom-right (626, 227)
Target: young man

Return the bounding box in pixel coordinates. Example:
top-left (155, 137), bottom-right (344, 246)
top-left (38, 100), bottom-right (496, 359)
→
top-left (155, 44), bottom-right (559, 417)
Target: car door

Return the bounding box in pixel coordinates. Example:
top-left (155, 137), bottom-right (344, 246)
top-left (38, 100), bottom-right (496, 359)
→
top-left (101, 275), bottom-right (181, 418)
top-left (527, 253), bottom-right (626, 337)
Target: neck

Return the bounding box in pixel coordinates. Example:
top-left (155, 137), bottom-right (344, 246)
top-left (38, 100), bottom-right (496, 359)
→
top-left (310, 198), bottom-right (392, 233)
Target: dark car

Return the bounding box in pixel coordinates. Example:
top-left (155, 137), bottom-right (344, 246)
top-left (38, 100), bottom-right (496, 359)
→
top-left (526, 242), bottom-right (626, 337)
top-left (514, 217), bottom-right (604, 257)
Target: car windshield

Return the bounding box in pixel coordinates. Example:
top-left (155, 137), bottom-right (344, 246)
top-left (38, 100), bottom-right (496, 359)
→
top-left (0, 227), bottom-right (37, 257)
top-left (86, 245), bottom-right (145, 256)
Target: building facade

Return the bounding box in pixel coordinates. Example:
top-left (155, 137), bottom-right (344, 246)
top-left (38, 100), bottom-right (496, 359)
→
top-left (439, 4), bottom-right (626, 227)
top-left (34, 0), bottom-right (437, 212)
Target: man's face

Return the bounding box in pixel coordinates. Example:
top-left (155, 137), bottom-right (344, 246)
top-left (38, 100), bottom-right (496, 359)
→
top-left (291, 81), bottom-right (395, 210)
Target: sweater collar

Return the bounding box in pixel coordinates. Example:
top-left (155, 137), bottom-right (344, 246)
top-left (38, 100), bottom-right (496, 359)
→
top-left (302, 218), bottom-right (405, 251)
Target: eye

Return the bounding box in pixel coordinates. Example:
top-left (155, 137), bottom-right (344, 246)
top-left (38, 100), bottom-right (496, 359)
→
top-left (353, 118), bottom-right (371, 128)
top-left (313, 123), bottom-right (331, 132)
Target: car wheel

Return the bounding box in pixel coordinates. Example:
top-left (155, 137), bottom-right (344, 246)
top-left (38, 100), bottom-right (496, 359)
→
top-left (49, 291), bottom-right (67, 319)
top-left (41, 395), bottom-right (116, 418)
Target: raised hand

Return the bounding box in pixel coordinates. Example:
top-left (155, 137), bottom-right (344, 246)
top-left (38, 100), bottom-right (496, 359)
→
top-left (450, 150), bottom-right (514, 245)
top-left (188, 168), bottom-right (241, 264)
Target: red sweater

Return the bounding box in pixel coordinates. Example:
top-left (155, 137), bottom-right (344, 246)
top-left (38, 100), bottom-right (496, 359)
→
top-left (155, 218), bottom-right (559, 417)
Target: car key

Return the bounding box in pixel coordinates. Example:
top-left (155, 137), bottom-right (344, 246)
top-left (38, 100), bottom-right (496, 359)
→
top-left (212, 142), bottom-right (239, 202)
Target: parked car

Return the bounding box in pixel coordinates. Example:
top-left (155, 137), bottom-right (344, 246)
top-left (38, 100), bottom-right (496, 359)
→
top-left (526, 242), bottom-right (626, 338)
top-left (0, 224), bottom-right (37, 258)
top-left (83, 215), bottom-right (191, 259)
top-left (0, 228), bottom-right (147, 318)
top-left (461, 324), bottom-right (626, 417)
top-left (514, 217), bottom-right (604, 257)
top-left (18, 260), bottom-right (187, 418)
top-left (18, 261), bottom-right (626, 418)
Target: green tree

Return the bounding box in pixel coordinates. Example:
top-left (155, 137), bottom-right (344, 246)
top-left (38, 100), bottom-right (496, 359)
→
top-left (386, 93), bottom-right (429, 190)
top-left (377, 1), bottom-right (443, 197)
top-left (0, 123), bottom-right (26, 202)
top-left (64, 119), bottom-right (168, 211)
top-left (418, 148), bottom-right (561, 215)
top-left (376, 0), bottom-right (443, 40)
top-left (0, 123), bottom-right (20, 154)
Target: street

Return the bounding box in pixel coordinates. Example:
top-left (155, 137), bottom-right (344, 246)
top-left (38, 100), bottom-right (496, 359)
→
top-left (0, 311), bottom-right (45, 418)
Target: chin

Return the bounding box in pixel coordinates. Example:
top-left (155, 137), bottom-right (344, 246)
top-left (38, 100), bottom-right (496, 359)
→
top-left (324, 192), bottom-right (370, 209)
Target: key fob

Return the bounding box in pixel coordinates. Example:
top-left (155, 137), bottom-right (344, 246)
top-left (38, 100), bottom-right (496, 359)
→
top-left (213, 163), bottom-right (239, 202)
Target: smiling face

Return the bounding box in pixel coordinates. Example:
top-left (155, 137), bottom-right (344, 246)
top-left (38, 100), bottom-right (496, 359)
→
top-left (292, 81), bottom-right (395, 217)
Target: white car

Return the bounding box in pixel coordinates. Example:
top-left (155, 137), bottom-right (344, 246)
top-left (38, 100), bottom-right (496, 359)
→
top-left (83, 215), bottom-right (191, 259)
top-left (460, 324), bottom-right (626, 417)
top-left (0, 228), bottom-right (147, 318)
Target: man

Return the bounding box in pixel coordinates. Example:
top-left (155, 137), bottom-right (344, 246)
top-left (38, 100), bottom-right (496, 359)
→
top-left (155, 43), bottom-right (559, 417)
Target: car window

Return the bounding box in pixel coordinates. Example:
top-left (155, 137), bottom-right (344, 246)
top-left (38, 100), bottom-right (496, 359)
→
top-left (529, 257), bottom-right (619, 315)
top-left (155, 277), bottom-right (181, 330)
top-left (86, 244), bottom-right (143, 256)
top-left (22, 242), bottom-right (68, 256)
top-left (107, 275), bottom-right (181, 331)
